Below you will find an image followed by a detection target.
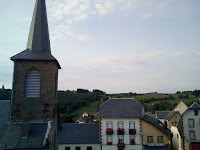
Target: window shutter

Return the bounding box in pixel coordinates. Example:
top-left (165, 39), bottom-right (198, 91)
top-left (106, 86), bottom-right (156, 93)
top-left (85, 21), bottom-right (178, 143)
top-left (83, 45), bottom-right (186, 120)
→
top-left (25, 70), bottom-right (41, 97)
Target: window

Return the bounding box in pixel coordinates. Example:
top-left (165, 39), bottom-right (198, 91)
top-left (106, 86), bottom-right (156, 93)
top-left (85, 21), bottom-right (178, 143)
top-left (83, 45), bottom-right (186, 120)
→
top-left (107, 135), bottom-right (112, 145)
top-left (157, 136), bottom-right (163, 142)
top-left (188, 119), bottom-right (194, 128)
top-left (118, 121), bottom-right (123, 128)
top-left (87, 147), bottom-right (92, 150)
top-left (65, 147), bottom-right (70, 150)
top-left (189, 131), bottom-right (195, 140)
top-left (118, 135), bottom-right (124, 143)
top-left (107, 121), bottom-right (113, 128)
top-left (25, 69), bottom-right (41, 97)
top-left (130, 135), bottom-right (135, 144)
top-left (147, 136), bottom-right (153, 143)
top-left (76, 147), bottom-right (81, 150)
top-left (194, 110), bottom-right (198, 116)
top-left (130, 121), bottom-right (135, 129)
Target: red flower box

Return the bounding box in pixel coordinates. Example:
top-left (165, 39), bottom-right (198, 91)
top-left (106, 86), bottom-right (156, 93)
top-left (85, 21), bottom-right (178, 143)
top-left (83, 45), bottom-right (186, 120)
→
top-left (130, 140), bottom-right (135, 145)
top-left (129, 129), bottom-right (136, 135)
top-left (107, 142), bottom-right (112, 145)
top-left (117, 128), bottom-right (124, 135)
top-left (106, 128), bottom-right (113, 135)
top-left (117, 143), bottom-right (125, 148)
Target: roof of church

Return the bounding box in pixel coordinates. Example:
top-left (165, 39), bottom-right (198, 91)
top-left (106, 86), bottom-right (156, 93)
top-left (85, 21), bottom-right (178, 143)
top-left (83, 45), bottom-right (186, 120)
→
top-left (0, 101), bottom-right (48, 149)
top-left (0, 122), bottom-right (48, 149)
top-left (100, 98), bottom-right (143, 118)
top-left (155, 111), bottom-right (171, 119)
top-left (142, 115), bottom-right (172, 135)
top-left (59, 123), bottom-right (100, 144)
top-left (10, 0), bottom-right (61, 69)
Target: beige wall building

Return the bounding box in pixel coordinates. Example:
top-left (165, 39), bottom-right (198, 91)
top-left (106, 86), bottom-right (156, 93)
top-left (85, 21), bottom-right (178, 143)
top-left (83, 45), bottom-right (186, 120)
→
top-left (141, 115), bottom-right (172, 150)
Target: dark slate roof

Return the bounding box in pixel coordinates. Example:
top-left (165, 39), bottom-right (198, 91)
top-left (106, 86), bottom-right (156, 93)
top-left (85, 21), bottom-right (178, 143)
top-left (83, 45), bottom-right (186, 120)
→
top-left (155, 111), bottom-right (171, 119)
top-left (10, 0), bottom-right (61, 69)
top-left (59, 123), bottom-right (100, 144)
top-left (0, 100), bottom-right (10, 143)
top-left (189, 102), bottom-right (200, 109)
top-left (177, 119), bottom-right (183, 138)
top-left (142, 115), bottom-right (172, 135)
top-left (0, 123), bottom-right (48, 149)
top-left (0, 100), bottom-right (10, 126)
top-left (100, 98), bottom-right (143, 118)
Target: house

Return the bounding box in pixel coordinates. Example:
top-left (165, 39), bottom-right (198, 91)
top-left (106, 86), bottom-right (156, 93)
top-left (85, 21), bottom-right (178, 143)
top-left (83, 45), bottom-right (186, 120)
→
top-left (155, 111), bottom-right (171, 123)
top-left (76, 118), bottom-right (86, 124)
top-left (165, 101), bottom-right (188, 129)
top-left (100, 98), bottom-right (144, 150)
top-left (0, 0), bottom-right (60, 149)
top-left (182, 102), bottom-right (200, 150)
top-left (171, 119), bottom-right (184, 150)
top-left (59, 123), bottom-right (101, 150)
top-left (82, 112), bottom-right (89, 118)
top-left (141, 115), bottom-right (172, 150)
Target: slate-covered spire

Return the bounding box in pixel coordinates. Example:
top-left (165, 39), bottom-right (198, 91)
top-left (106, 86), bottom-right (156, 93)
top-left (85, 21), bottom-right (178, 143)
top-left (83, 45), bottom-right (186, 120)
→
top-left (27, 0), bottom-right (51, 52)
top-left (11, 0), bottom-right (61, 69)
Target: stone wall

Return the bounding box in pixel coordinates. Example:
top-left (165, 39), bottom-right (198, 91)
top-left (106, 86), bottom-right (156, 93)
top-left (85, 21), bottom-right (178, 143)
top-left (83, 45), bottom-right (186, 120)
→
top-left (11, 60), bottom-right (59, 121)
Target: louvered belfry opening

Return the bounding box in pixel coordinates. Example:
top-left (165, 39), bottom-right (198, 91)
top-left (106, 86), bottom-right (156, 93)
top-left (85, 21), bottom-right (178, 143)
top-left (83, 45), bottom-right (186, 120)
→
top-left (25, 69), bottom-right (41, 97)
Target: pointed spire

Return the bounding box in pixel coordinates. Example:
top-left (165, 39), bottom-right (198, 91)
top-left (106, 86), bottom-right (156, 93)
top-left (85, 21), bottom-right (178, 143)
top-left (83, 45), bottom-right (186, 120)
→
top-left (11, 0), bottom-right (61, 69)
top-left (27, 0), bottom-right (51, 52)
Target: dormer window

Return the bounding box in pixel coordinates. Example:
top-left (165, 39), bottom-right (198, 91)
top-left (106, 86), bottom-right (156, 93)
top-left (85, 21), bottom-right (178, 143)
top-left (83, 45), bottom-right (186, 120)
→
top-left (25, 69), bottom-right (41, 97)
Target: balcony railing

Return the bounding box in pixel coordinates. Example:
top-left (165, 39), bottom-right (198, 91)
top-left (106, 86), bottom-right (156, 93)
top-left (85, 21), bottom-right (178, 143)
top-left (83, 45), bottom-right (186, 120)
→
top-left (107, 142), bottom-right (112, 145)
top-left (130, 140), bottom-right (135, 145)
top-left (117, 143), bottom-right (125, 149)
top-left (106, 128), bottom-right (113, 135)
top-left (117, 128), bottom-right (124, 135)
top-left (129, 129), bottom-right (136, 135)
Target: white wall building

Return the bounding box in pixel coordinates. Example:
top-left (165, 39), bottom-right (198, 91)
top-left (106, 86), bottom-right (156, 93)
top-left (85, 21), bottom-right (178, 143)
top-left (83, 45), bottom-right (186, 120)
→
top-left (182, 102), bottom-right (200, 150)
top-left (100, 98), bottom-right (144, 150)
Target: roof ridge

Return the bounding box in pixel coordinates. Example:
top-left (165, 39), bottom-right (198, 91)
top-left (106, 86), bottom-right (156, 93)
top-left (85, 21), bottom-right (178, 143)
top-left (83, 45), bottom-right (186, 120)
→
top-left (189, 102), bottom-right (200, 108)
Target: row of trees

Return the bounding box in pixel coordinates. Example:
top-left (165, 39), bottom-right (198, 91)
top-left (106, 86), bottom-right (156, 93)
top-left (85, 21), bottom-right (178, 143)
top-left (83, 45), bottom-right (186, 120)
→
top-left (58, 89), bottom-right (106, 115)
top-left (0, 89), bottom-right (11, 100)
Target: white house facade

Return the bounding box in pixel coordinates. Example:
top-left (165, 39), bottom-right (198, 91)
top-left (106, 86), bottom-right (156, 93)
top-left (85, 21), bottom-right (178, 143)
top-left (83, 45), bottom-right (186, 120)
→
top-left (100, 98), bottom-right (144, 150)
top-left (182, 102), bottom-right (200, 150)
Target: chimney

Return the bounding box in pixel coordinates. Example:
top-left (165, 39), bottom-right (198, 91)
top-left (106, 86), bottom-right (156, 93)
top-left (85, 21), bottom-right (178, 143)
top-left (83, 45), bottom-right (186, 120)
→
top-left (101, 99), bottom-right (104, 105)
top-left (164, 121), bottom-right (168, 129)
top-left (21, 117), bottom-right (30, 139)
top-left (139, 100), bottom-right (144, 106)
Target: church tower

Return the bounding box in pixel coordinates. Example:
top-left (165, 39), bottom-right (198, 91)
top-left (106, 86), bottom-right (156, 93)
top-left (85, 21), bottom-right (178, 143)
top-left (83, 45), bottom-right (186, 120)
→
top-left (10, 0), bottom-right (61, 121)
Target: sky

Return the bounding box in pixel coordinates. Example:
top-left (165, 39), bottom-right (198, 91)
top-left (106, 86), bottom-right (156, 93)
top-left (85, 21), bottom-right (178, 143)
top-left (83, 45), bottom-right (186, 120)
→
top-left (0, 0), bottom-right (200, 94)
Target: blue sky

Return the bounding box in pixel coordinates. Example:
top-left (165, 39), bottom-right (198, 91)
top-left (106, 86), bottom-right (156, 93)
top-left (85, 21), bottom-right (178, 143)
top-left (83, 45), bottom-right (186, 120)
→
top-left (0, 0), bottom-right (200, 93)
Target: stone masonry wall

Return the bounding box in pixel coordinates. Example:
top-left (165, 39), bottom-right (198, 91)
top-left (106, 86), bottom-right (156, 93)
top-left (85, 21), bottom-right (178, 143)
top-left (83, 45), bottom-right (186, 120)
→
top-left (11, 60), bottom-right (59, 121)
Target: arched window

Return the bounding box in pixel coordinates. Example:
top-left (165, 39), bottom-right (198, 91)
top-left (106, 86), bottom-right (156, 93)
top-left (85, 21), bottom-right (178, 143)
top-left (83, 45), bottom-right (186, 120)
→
top-left (25, 69), bottom-right (41, 97)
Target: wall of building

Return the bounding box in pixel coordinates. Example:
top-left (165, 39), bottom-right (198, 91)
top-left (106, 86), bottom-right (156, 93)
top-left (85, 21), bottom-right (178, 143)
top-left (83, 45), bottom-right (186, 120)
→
top-left (101, 118), bottom-right (142, 150)
top-left (58, 144), bottom-right (101, 150)
top-left (11, 60), bottom-right (59, 121)
top-left (171, 126), bottom-right (183, 150)
top-left (173, 101), bottom-right (188, 115)
top-left (141, 120), bottom-right (171, 150)
top-left (167, 113), bottom-right (181, 129)
top-left (183, 109), bottom-right (200, 150)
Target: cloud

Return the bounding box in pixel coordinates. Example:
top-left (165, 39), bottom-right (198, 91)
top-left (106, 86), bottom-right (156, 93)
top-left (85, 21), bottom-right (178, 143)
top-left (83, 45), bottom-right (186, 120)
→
top-left (46, 0), bottom-right (176, 40)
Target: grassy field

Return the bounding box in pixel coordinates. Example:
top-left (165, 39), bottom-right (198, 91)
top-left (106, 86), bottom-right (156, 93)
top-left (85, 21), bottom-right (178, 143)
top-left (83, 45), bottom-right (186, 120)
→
top-left (70, 101), bottom-right (100, 115)
top-left (156, 98), bottom-right (198, 106)
top-left (69, 94), bottom-right (198, 116)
